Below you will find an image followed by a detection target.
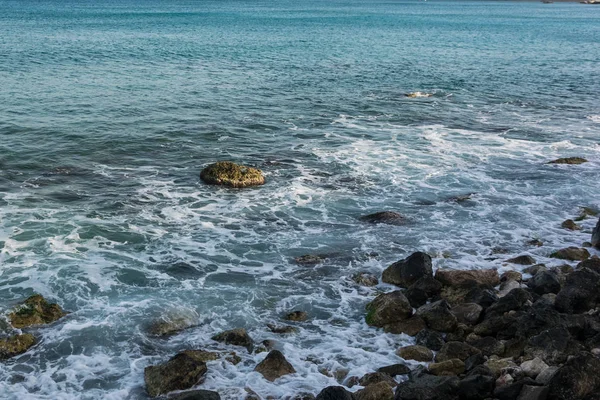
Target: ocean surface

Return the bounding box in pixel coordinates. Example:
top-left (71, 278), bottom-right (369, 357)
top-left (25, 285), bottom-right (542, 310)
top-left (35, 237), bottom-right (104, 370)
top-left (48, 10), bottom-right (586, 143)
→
top-left (0, 0), bottom-right (599, 398)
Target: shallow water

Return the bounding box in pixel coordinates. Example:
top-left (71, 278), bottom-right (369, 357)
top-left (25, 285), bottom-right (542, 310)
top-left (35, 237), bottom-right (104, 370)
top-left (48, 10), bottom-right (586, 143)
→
top-left (0, 0), bottom-right (599, 398)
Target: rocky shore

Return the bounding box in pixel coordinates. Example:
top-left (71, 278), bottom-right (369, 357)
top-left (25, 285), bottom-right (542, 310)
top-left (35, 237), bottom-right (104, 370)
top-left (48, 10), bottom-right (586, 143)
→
top-left (2, 161), bottom-right (599, 400)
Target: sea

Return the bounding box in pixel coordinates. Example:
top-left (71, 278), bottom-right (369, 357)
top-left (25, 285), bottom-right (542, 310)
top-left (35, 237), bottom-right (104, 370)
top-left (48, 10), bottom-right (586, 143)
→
top-left (0, 0), bottom-right (599, 398)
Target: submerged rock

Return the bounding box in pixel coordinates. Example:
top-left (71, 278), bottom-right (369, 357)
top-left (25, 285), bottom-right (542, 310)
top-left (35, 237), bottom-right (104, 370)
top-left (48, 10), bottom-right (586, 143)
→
top-left (382, 252), bottom-right (433, 288)
top-left (352, 272), bottom-right (378, 287)
top-left (547, 157), bottom-right (587, 165)
top-left (9, 294), bottom-right (67, 329)
top-left (0, 333), bottom-right (36, 360)
top-left (254, 350), bottom-right (296, 381)
top-left (285, 311), bottom-right (308, 322)
top-left (144, 352), bottom-right (208, 397)
top-left (359, 211), bottom-right (408, 226)
top-left (147, 311), bottom-right (198, 337)
top-left (365, 291), bottom-right (412, 327)
top-left (200, 161), bottom-right (265, 188)
top-left (550, 247), bottom-right (590, 261)
top-left (295, 255), bottom-right (327, 266)
top-left (561, 219), bottom-right (580, 231)
top-left (211, 328), bottom-right (254, 352)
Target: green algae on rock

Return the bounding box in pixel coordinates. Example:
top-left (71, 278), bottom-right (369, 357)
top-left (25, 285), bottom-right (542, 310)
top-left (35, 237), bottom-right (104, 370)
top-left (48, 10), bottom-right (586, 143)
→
top-left (9, 295), bottom-right (67, 329)
top-left (0, 333), bottom-right (36, 360)
top-left (144, 351), bottom-right (208, 397)
top-left (200, 161), bottom-right (265, 188)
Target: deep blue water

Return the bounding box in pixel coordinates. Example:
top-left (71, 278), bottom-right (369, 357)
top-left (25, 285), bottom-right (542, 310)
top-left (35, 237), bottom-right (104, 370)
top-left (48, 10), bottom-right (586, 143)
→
top-left (0, 0), bottom-right (599, 398)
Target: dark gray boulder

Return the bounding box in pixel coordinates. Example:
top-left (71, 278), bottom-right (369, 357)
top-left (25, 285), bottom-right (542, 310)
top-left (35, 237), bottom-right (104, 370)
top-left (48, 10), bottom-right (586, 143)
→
top-left (394, 373), bottom-right (459, 400)
top-left (382, 252), bottom-right (433, 288)
top-left (527, 271), bottom-right (561, 295)
top-left (377, 364), bottom-right (410, 376)
top-left (169, 390), bottom-right (221, 400)
top-left (548, 352), bottom-right (600, 400)
top-left (144, 352), bottom-right (208, 398)
top-left (416, 300), bottom-right (458, 332)
top-left (592, 218), bottom-right (599, 249)
top-left (315, 386), bottom-right (354, 400)
top-left (211, 328), bottom-right (254, 352)
top-left (436, 341), bottom-right (481, 362)
top-left (415, 329), bottom-right (445, 351)
top-left (365, 291), bottom-right (412, 327)
top-left (554, 268), bottom-right (600, 314)
top-left (487, 288), bottom-right (533, 315)
top-left (458, 374), bottom-right (495, 400)
top-left (359, 211), bottom-right (407, 226)
top-left (254, 350), bottom-right (296, 381)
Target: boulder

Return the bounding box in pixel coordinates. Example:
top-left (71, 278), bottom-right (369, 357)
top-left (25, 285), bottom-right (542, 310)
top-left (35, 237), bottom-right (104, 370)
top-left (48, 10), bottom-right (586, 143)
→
top-left (498, 280), bottom-right (521, 298)
top-left (506, 255), bottom-right (536, 265)
top-left (377, 364), bottom-right (411, 377)
top-left (435, 269), bottom-right (500, 288)
top-left (547, 157), bottom-right (587, 165)
top-left (561, 219), bottom-right (580, 230)
top-left (394, 373), bottom-right (459, 400)
top-left (520, 358), bottom-right (549, 379)
top-left (144, 352), bottom-right (208, 397)
top-left (436, 341), bottom-right (481, 363)
top-left (577, 257), bottom-right (600, 273)
top-left (416, 300), bottom-right (457, 332)
top-left (451, 303), bottom-right (483, 325)
top-left (415, 329), bottom-right (445, 351)
top-left (359, 211), bottom-right (408, 226)
top-left (501, 271), bottom-right (523, 282)
top-left (429, 359), bottom-right (465, 376)
top-left (536, 366), bottom-right (559, 385)
top-left (593, 218), bottom-right (600, 248)
top-left (0, 333), bottom-right (36, 360)
top-left (365, 291), bottom-right (412, 327)
top-left (358, 372), bottom-right (397, 388)
top-left (527, 271), bottom-right (561, 295)
top-left (354, 381), bottom-right (394, 400)
top-left (487, 288), bottom-right (533, 315)
top-left (211, 328), bottom-right (254, 352)
top-left (464, 287), bottom-right (498, 308)
top-left (458, 374), bottom-right (495, 400)
top-left (267, 324), bottom-right (297, 334)
top-left (464, 353), bottom-right (486, 372)
top-left (315, 386), bottom-right (354, 400)
top-left (285, 311), bottom-right (308, 322)
top-left (550, 247), bottom-right (590, 261)
top-left (382, 252), bottom-right (433, 288)
top-left (9, 294), bottom-right (67, 329)
top-left (525, 327), bottom-right (580, 365)
top-left (516, 385), bottom-right (548, 400)
top-left (468, 336), bottom-right (505, 357)
top-left (200, 161), bottom-right (264, 188)
top-left (254, 350), bottom-right (296, 381)
top-left (383, 315), bottom-right (426, 336)
top-left (169, 390), bottom-right (221, 400)
top-left (405, 276), bottom-right (443, 308)
top-left (554, 268), bottom-right (600, 314)
top-left (352, 272), bottom-right (378, 287)
top-left (397, 345), bottom-right (433, 362)
top-left (548, 352), bottom-right (600, 400)
top-left (484, 356), bottom-right (518, 379)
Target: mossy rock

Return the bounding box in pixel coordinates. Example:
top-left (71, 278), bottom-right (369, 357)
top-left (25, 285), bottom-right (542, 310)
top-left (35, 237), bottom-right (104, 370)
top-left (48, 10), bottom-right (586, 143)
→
top-left (200, 161), bottom-right (265, 188)
top-left (9, 294), bottom-right (67, 329)
top-left (144, 351), bottom-right (208, 397)
top-left (0, 333), bottom-right (36, 360)
top-left (548, 157), bottom-right (588, 165)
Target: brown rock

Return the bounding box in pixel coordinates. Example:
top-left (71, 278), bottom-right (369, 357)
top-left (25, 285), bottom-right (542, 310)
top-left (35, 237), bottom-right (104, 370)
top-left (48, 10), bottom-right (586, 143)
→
top-left (352, 272), bottom-right (378, 287)
top-left (9, 294), bottom-right (67, 329)
top-left (435, 269), bottom-right (500, 288)
top-left (550, 247), bottom-right (590, 261)
top-left (547, 157), bottom-right (587, 165)
top-left (212, 328), bottom-right (254, 352)
top-left (396, 345), bottom-right (433, 362)
top-left (436, 341), bottom-right (481, 362)
top-left (451, 303), bottom-right (483, 325)
top-left (561, 219), bottom-right (580, 231)
top-left (144, 352), bottom-right (208, 397)
top-left (365, 291), bottom-right (412, 327)
top-left (254, 350), bottom-right (296, 382)
top-left (506, 255), bottom-right (536, 265)
top-left (285, 311), bottom-right (308, 322)
top-left (0, 333), bottom-right (36, 360)
top-left (354, 381), bottom-right (394, 400)
top-left (429, 359), bottom-right (465, 376)
top-left (383, 315), bottom-right (426, 336)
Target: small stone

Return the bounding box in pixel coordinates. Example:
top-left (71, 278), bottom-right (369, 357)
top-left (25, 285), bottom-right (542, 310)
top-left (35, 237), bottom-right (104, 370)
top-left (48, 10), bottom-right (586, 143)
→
top-left (428, 359), bottom-right (465, 376)
top-left (0, 333), bottom-right (36, 360)
top-left (147, 312), bottom-right (198, 337)
top-left (550, 247), bottom-right (590, 261)
top-left (254, 350), bottom-right (296, 382)
top-left (506, 255), bottom-right (536, 265)
top-left (200, 161), bottom-right (264, 188)
top-left (527, 239), bottom-right (544, 247)
top-left (397, 345), bottom-right (433, 362)
top-left (352, 272), bottom-right (378, 287)
top-left (295, 255), bottom-right (326, 266)
top-left (548, 157), bottom-right (587, 165)
top-left (266, 324), bottom-right (297, 334)
top-left (520, 357), bottom-right (548, 379)
top-left (211, 328), bottom-right (254, 352)
top-left (561, 219), bottom-right (580, 231)
top-left (285, 311), bottom-right (308, 322)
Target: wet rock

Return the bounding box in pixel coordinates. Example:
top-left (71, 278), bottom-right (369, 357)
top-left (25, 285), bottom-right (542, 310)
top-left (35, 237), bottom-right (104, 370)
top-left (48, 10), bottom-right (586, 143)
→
top-left (212, 328), bottom-right (254, 352)
top-left (520, 358), bottom-right (548, 379)
top-left (168, 390), bottom-right (221, 400)
top-left (436, 341), bottom-right (481, 362)
top-left (147, 313), bottom-right (198, 337)
top-left (498, 280), bottom-right (521, 298)
top-left (0, 333), bottom-right (36, 360)
top-left (405, 276), bottom-right (443, 308)
top-left (352, 272), bottom-right (378, 287)
top-left (144, 352), bottom-right (208, 397)
top-left (464, 287), bottom-right (498, 308)
top-left (285, 311), bottom-right (308, 322)
top-left (468, 336), bottom-right (505, 357)
top-left (528, 239), bottom-right (544, 247)
top-left (458, 374), bottom-right (495, 400)
top-left (295, 255), bottom-right (327, 266)
top-left (451, 303), bottom-right (483, 325)
top-left (377, 364), bottom-right (411, 377)
top-left (359, 211), bottom-right (408, 226)
top-left (254, 350), bottom-right (296, 381)
top-left (415, 329), bottom-right (445, 351)
top-left (561, 219), bottom-right (580, 231)
top-left (416, 300), bottom-right (457, 332)
top-left (486, 288), bottom-right (533, 315)
top-left (484, 356), bottom-right (518, 378)
top-left (200, 161), bottom-right (265, 188)
top-left (395, 373), bottom-right (459, 400)
top-left (354, 381), bottom-right (394, 400)
top-left (382, 252), bottom-right (433, 288)
top-left (527, 271), bottom-right (561, 295)
top-left (554, 268), bottom-right (600, 314)
top-left (547, 352), bottom-right (600, 400)
top-left (315, 386), bottom-right (354, 400)
top-left (506, 255), bottom-right (536, 266)
top-left (429, 359), bottom-right (465, 376)
top-left (365, 291), bottom-right (412, 327)
top-left (524, 264), bottom-right (548, 276)
top-left (516, 385), bottom-right (548, 400)
top-left (577, 257), bottom-right (600, 273)
top-left (267, 324), bottom-right (297, 334)
top-left (550, 247), bottom-right (590, 261)
top-left (535, 366), bottom-right (559, 385)
top-left (397, 345), bottom-right (433, 362)
top-left (9, 294), bottom-right (67, 329)
top-left (359, 372), bottom-right (397, 388)
top-left (383, 315), bottom-right (426, 336)
top-left (547, 157), bottom-right (587, 165)
top-left (435, 269), bottom-right (500, 288)
top-left (593, 218), bottom-right (600, 248)
top-left (525, 327), bottom-right (580, 365)
top-left (464, 353), bottom-right (486, 372)
top-left (467, 365), bottom-right (494, 378)
top-left (501, 271), bottom-right (523, 283)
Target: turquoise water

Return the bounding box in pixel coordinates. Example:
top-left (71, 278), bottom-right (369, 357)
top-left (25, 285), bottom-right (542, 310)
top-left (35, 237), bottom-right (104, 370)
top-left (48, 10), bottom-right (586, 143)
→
top-left (0, 0), bottom-right (599, 398)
